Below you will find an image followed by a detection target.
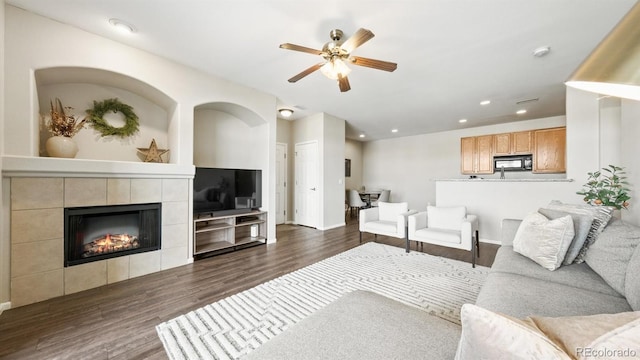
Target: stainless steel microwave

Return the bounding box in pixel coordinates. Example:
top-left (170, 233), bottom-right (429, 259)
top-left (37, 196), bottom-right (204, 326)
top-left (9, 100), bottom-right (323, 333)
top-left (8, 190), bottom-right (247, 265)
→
top-left (494, 155), bottom-right (533, 172)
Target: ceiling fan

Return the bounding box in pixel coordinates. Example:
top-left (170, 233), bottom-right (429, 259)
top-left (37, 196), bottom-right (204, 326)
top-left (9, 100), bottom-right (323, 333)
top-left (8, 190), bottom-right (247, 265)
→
top-left (279, 28), bottom-right (397, 92)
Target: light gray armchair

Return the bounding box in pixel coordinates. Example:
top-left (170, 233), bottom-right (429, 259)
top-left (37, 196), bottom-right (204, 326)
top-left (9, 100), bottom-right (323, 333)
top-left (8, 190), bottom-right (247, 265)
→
top-left (359, 202), bottom-right (417, 249)
top-left (407, 205), bottom-right (479, 267)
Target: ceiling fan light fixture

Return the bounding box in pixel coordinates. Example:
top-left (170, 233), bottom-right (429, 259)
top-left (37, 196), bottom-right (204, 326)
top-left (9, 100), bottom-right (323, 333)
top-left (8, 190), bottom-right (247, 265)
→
top-left (320, 58), bottom-right (351, 80)
top-left (278, 108), bottom-right (294, 117)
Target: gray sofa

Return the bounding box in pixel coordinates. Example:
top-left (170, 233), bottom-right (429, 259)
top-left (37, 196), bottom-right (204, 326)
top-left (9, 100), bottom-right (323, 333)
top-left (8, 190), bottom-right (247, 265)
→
top-left (476, 218), bottom-right (638, 318)
top-left (244, 217), bottom-right (640, 359)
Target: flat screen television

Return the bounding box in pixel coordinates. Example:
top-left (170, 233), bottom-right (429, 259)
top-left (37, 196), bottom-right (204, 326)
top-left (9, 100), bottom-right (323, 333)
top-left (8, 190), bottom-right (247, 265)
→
top-left (193, 167), bottom-right (262, 215)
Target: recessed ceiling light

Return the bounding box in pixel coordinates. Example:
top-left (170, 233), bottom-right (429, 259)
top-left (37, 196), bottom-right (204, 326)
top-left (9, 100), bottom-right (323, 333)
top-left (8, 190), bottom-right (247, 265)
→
top-left (359, 134), bottom-right (365, 138)
top-left (391, 129), bottom-right (398, 133)
top-left (459, 119), bottom-right (468, 123)
top-left (532, 46), bottom-right (551, 58)
top-left (516, 109), bottom-right (527, 115)
top-left (278, 108), bottom-right (293, 117)
top-left (480, 100), bottom-right (491, 106)
top-left (109, 18), bottom-right (137, 34)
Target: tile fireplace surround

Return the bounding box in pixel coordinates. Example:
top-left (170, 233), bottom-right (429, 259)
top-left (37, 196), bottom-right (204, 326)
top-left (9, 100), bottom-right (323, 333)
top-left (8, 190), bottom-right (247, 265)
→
top-left (8, 174), bottom-right (191, 308)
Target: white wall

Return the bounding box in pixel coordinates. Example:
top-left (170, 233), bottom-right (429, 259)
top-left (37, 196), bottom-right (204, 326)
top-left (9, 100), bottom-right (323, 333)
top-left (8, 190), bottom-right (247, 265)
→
top-left (322, 113), bottom-right (346, 229)
top-left (620, 99), bottom-right (640, 225)
top-left (0, 0), bottom-right (8, 309)
top-left (363, 116), bottom-right (566, 209)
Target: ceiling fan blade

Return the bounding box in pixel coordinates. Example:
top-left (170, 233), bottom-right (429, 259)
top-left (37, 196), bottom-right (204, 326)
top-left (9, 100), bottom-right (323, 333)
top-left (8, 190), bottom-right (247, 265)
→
top-left (350, 56), bottom-right (398, 72)
top-left (288, 63), bottom-right (324, 83)
top-left (338, 74), bottom-right (351, 92)
top-left (341, 28), bottom-right (375, 53)
top-left (279, 43), bottom-right (324, 55)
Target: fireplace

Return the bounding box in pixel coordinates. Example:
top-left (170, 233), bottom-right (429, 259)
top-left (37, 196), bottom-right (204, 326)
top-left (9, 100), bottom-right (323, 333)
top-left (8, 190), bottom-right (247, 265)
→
top-left (64, 203), bottom-right (162, 267)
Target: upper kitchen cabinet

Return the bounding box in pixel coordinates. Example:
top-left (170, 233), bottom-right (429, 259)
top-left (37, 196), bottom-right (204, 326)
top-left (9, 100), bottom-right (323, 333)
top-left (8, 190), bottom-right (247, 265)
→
top-left (493, 131), bottom-right (532, 155)
top-left (533, 127), bottom-right (566, 173)
top-left (461, 135), bottom-right (494, 175)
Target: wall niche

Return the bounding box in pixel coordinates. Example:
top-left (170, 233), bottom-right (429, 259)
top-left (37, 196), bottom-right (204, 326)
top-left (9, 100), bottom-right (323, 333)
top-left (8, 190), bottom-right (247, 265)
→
top-left (35, 67), bottom-right (178, 163)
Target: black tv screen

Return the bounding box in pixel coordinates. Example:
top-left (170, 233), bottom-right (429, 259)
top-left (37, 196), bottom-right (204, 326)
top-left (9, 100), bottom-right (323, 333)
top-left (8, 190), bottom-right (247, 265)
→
top-left (193, 167), bottom-right (262, 215)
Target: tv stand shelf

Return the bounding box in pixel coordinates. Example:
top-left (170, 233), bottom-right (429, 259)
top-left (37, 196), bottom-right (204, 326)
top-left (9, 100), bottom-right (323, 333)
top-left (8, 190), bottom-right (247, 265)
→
top-left (193, 210), bottom-right (267, 258)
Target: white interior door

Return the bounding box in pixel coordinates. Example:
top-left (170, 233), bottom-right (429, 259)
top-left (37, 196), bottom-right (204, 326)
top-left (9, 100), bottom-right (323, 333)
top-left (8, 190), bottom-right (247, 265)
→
top-left (295, 141), bottom-right (318, 228)
top-left (276, 143), bottom-right (287, 224)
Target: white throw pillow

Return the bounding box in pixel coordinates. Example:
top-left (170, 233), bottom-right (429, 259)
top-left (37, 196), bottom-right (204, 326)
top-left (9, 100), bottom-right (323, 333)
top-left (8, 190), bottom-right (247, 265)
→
top-left (513, 212), bottom-right (574, 271)
top-left (455, 304), bottom-right (640, 360)
top-left (378, 202), bottom-right (408, 222)
top-left (455, 304), bottom-right (571, 360)
top-left (427, 206), bottom-right (466, 230)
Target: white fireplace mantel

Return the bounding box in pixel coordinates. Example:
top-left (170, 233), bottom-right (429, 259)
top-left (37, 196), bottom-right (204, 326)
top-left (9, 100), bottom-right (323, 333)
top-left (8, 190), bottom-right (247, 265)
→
top-left (2, 156), bottom-right (195, 179)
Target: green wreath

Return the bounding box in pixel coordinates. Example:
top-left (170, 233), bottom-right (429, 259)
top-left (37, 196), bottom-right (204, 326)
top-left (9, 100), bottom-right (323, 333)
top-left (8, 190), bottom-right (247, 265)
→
top-left (86, 98), bottom-right (139, 138)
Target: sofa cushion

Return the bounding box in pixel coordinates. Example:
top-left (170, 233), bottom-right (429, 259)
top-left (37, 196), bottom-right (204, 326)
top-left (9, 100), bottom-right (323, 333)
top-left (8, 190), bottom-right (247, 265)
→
top-left (244, 290), bottom-right (461, 360)
top-left (413, 228), bottom-right (461, 244)
top-left (363, 220), bottom-right (397, 235)
top-left (584, 218), bottom-right (640, 296)
top-left (427, 205), bottom-right (466, 231)
top-left (455, 304), bottom-right (571, 360)
top-left (378, 201), bottom-right (408, 222)
top-left (538, 207), bottom-right (593, 265)
top-left (546, 201), bottom-right (613, 263)
top-left (626, 243), bottom-right (640, 311)
top-left (513, 212), bottom-right (574, 271)
top-left (490, 246), bottom-right (622, 298)
top-left (475, 272), bottom-right (632, 319)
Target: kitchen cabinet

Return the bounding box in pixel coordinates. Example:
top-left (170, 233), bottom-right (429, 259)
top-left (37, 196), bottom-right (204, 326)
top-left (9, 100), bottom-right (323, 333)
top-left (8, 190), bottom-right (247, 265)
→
top-left (533, 127), bottom-right (566, 173)
top-left (494, 131), bottom-right (532, 155)
top-left (461, 135), bottom-right (494, 174)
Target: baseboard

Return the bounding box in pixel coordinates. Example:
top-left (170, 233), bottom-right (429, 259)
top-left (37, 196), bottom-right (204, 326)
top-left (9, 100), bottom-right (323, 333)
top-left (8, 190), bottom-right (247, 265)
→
top-left (285, 220), bottom-right (294, 225)
top-left (318, 222), bottom-right (346, 231)
top-left (0, 301), bottom-right (11, 315)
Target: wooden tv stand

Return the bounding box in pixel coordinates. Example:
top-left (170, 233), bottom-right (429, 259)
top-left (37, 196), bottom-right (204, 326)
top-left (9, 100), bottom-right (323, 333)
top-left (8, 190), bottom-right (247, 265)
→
top-left (193, 210), bottom-right (267, 258)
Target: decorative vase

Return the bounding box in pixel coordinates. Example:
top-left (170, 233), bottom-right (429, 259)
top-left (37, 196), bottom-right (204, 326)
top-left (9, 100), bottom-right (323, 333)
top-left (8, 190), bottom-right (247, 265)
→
top-left (46, 136), bottom-right (78, 158)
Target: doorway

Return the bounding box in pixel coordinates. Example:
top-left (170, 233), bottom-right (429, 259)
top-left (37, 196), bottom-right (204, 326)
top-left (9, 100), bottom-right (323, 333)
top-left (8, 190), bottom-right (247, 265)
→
top-left (294, 141), bottom-right (319, 228)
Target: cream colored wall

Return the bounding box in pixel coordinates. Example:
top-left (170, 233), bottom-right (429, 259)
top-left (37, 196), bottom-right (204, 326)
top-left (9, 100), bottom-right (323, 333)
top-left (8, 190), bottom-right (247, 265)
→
top-left (0, 0), bottom-right (8, 309)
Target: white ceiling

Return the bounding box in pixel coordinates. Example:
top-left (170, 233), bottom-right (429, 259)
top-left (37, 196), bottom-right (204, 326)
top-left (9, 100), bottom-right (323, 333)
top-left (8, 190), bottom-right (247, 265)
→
top-left (6, 0), bottom-right (637, 141)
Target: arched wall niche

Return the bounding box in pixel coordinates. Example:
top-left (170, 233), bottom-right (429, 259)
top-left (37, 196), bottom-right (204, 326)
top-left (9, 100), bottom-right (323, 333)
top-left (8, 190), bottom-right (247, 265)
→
top-left (34, 66), bottom-right (179, 163)
top-left (193, 102), bottom-right (268, 169)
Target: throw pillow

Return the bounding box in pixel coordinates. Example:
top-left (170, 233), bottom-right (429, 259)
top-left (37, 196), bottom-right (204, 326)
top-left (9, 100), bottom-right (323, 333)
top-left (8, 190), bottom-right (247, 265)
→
top-left (538, 208), bottom-right (593, 265)
top-left (626, 243), bottom-right (640, 311)
top-left (530, 311), bottom-right (640, 359)
top-left (584, 218), bottom-right (640, 296)
top-left (427, 206), bottom-right (466, 230)
top-left (455, 304), bottom-right (640, 360)
top-left (454, 304), bottom-right (571, 360)
top-left (378, 202), bottom-right (408, 222)
top-left (513, 212), bottom-right (575, 271)
top-left (547, 200), bottom-right (614, 263)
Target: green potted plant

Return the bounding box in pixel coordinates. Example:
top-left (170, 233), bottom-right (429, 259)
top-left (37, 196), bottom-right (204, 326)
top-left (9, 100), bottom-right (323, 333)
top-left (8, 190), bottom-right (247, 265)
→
top-left (576, 165), bottom-right (631, 210)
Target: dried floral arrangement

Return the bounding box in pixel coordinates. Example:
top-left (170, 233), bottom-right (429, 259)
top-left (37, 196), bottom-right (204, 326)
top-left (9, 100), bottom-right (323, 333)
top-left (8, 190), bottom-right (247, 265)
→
top-left (47, 98), bottom-right (86, 137)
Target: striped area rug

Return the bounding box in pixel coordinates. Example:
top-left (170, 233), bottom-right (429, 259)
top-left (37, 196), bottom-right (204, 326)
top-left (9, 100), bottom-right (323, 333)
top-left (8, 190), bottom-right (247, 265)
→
top-left (156, 242), bottom-right (489, 360)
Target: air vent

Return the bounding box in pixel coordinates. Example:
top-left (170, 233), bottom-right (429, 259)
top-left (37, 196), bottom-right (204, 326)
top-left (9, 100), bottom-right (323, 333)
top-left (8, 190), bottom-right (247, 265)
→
top-left (516, 98), bottom-right (539, 105)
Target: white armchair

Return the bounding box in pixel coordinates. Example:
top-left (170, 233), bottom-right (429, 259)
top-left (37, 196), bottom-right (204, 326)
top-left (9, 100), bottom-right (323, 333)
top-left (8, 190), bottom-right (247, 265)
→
top-left (359, 202), bottom-right (417, 249)
top-left (407, 206), bottom-right (480, 267)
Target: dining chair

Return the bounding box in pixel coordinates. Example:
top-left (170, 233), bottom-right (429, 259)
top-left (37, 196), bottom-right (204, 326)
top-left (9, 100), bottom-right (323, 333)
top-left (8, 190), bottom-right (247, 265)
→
top-left (371, 189), bottom-right (390, 207)
top-left (348, 189), bottom-right (368, 219)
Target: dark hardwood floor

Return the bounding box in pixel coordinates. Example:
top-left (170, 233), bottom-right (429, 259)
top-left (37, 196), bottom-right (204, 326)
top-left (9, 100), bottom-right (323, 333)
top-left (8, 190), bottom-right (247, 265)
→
top-left (0, 218), bottom-right (498, 359)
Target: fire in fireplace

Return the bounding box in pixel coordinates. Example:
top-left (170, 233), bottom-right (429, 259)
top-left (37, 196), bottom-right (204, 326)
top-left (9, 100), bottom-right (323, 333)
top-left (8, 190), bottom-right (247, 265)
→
top-left (64, 203), bottom-right (161, 267)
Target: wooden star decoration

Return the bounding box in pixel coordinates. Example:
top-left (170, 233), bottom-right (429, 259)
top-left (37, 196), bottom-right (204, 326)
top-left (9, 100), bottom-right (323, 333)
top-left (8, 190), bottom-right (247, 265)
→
top-left (137, 139), bottom-right (169, 163)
